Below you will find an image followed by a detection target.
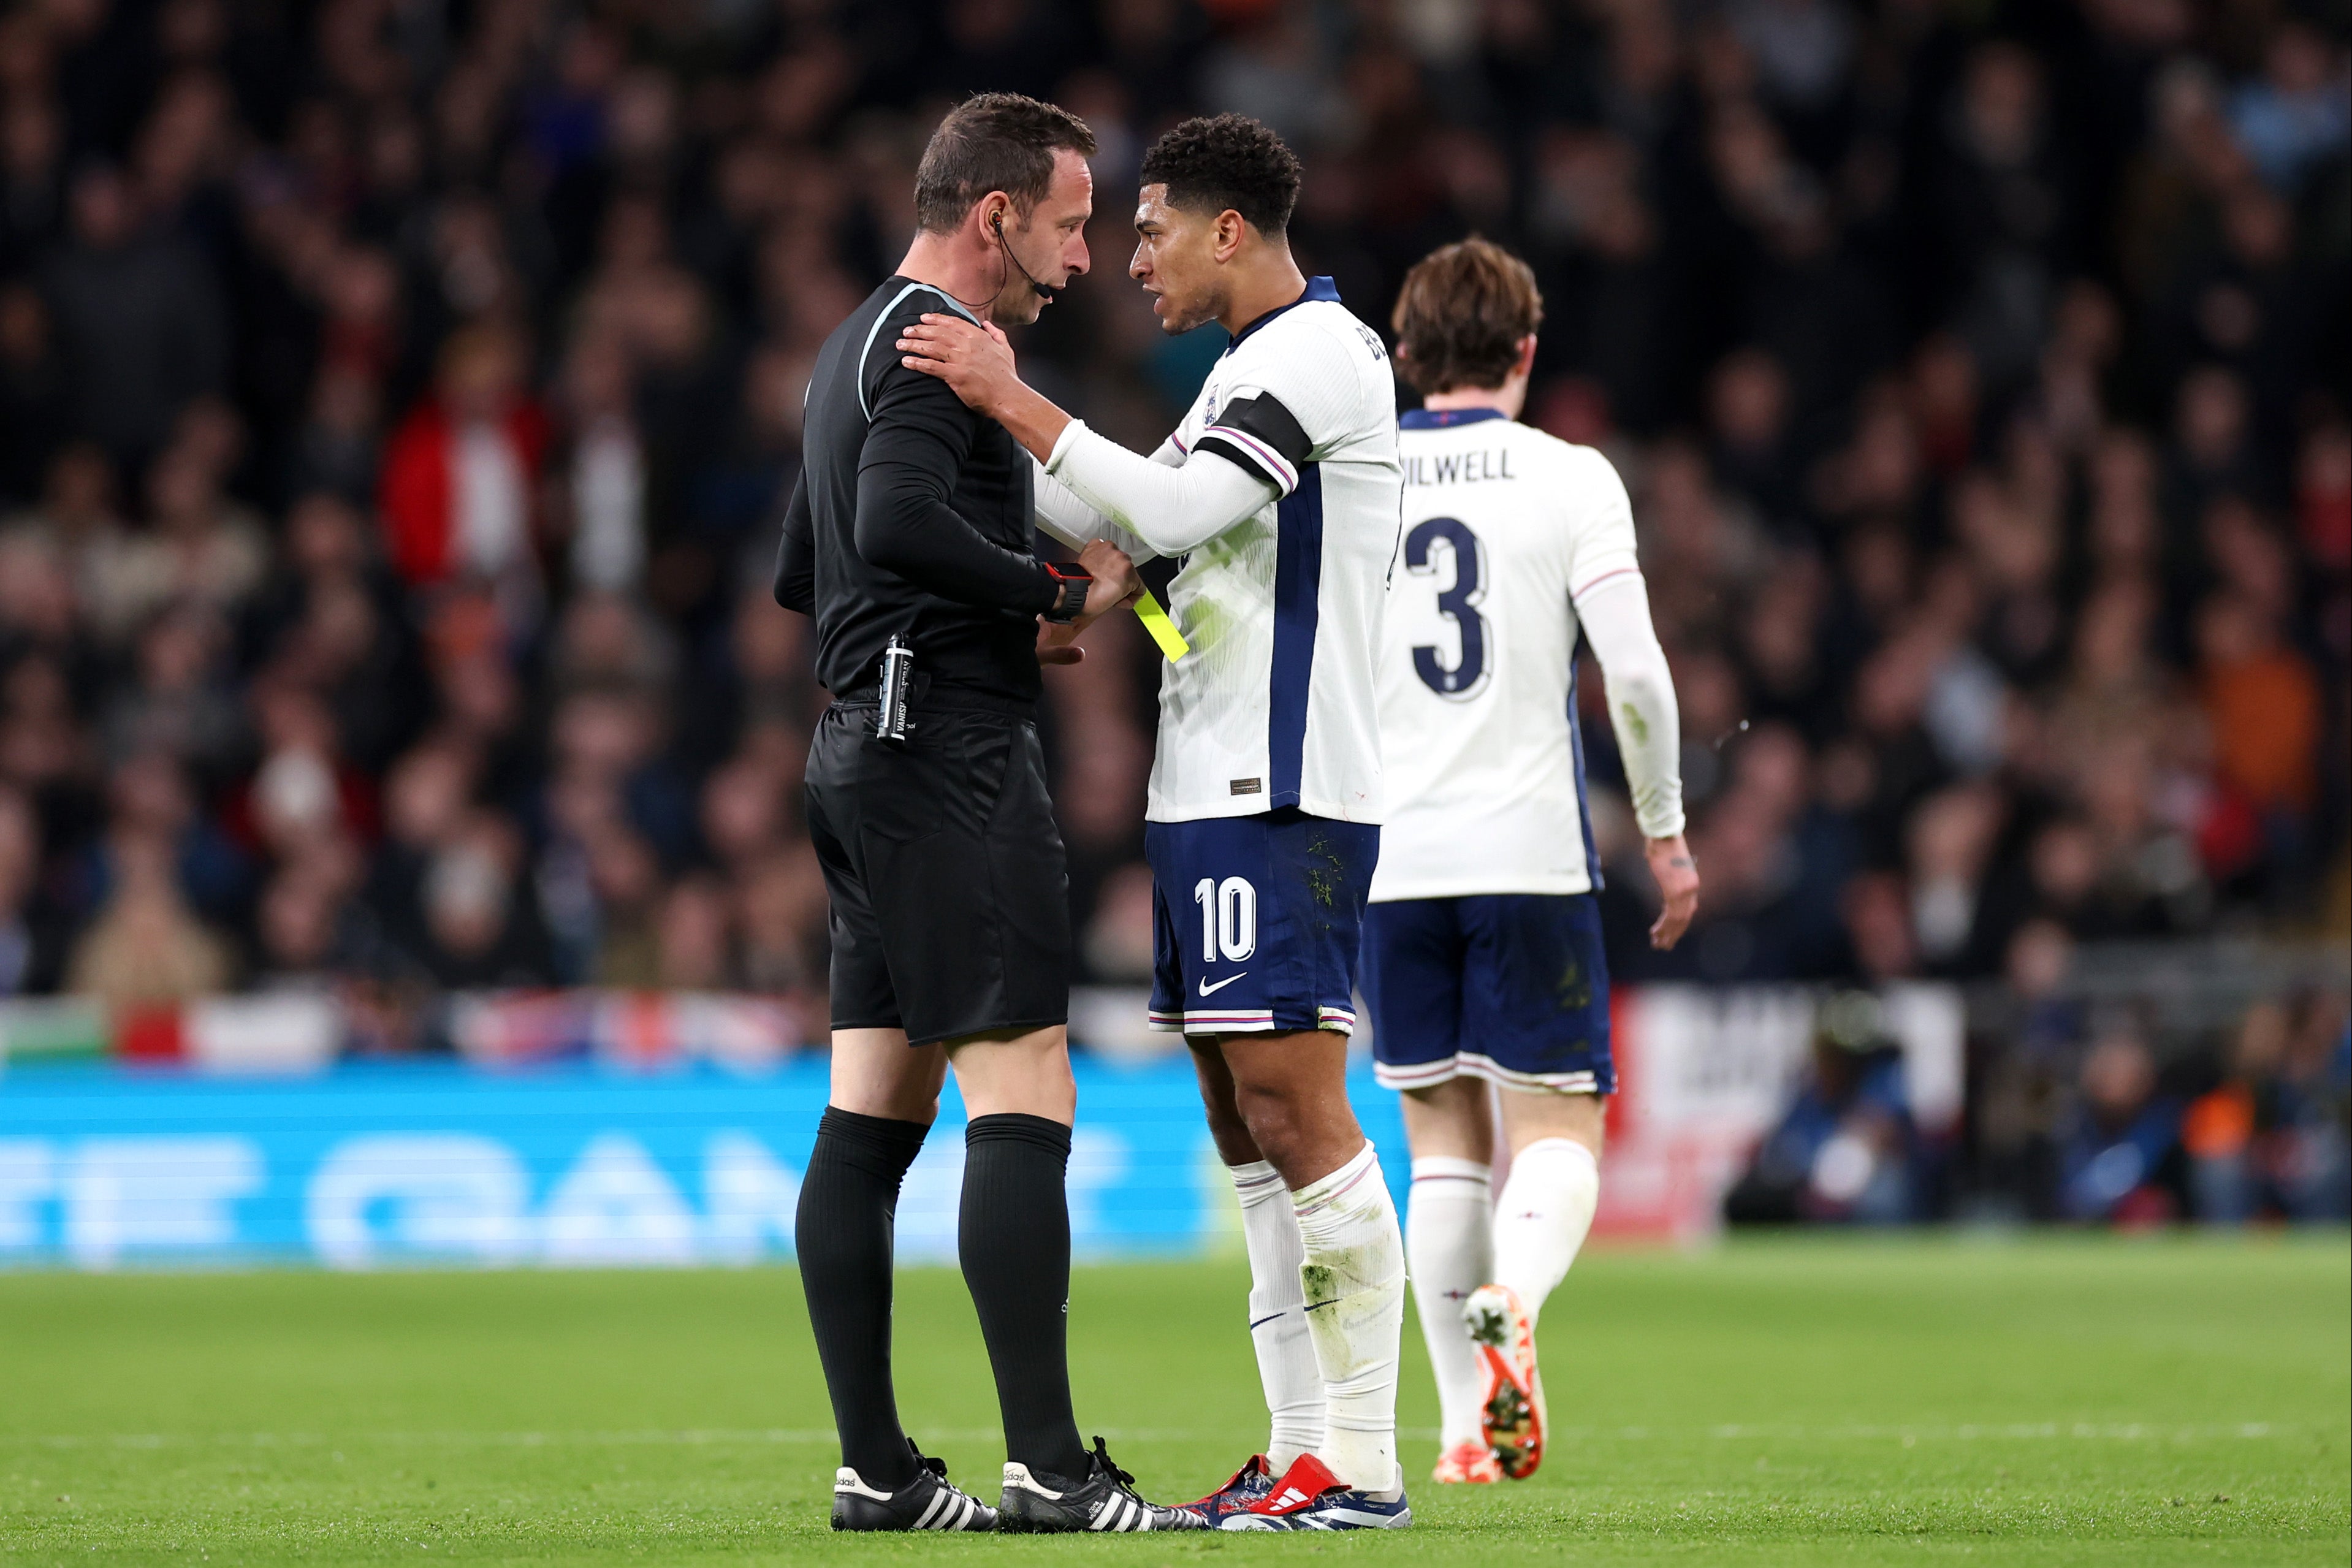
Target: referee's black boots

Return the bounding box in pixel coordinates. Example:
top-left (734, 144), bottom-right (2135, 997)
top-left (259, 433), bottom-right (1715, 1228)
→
top-left (829, 1445), bottom-right (997, 1532)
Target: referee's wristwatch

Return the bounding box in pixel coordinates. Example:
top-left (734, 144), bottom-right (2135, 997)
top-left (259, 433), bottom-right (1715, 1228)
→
top-left (1041, 563), bottom-right (1094, 623)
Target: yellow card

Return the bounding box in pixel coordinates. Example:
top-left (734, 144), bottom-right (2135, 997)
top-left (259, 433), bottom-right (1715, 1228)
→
top-left (1133, 588), bottom-right (1189, 661)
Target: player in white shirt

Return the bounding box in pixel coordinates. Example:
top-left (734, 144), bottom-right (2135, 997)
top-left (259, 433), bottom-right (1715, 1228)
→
top-left (896, 114), bottom-right (1409, 1532)
top-left (1364, 240), bottom-right (1699, 1486)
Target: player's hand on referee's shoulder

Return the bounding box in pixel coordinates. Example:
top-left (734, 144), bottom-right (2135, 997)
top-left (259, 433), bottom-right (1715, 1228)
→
top-left (898, 314), bottom-right (1019, 419)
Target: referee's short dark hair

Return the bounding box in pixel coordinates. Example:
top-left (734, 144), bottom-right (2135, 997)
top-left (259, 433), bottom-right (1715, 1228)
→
top-left (1391, 237), bottom-right (1545, 395)
top-left (913, 93), bottom-right (1097, 235)
top-left (1140, 113), bottom-right (1303, 238)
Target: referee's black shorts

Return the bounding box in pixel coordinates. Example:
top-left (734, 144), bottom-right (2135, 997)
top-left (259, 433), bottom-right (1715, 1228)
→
top-left (804, 696), bottom-right (1071, 1046)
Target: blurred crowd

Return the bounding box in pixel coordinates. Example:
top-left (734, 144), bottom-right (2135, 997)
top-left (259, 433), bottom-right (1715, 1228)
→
top-left (0, 0), bottom-right (2343, 1202)
top-left (1728, 984), bottom-right (2348, 1225)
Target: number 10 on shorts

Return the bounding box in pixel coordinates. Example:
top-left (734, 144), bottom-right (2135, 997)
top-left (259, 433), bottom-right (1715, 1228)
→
top-left (1193, 877), bottom-right (1257, 962)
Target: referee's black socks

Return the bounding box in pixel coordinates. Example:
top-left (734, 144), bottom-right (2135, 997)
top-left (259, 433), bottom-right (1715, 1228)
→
top-left (960, 1113), bottom-right (1089, 1485)
top-left (797, 1106), bottom-right (929, 1490)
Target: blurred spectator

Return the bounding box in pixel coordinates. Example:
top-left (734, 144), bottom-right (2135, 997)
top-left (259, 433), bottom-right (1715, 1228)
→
top-left (2197, 590), bottom-right (2320, 816)
top-left (101, 602), bottom-right (240, 777)
top-left (414, 813), bottom-right (547, 989)
top-left (82, 440), bottom-right (268, 643)
top-left (2057, 1029), bottom-right (2182, 1225)
top-left (2185, 996), bottom-right (2352, 1224)
top-left (2228, 21), bottom-right (2351, 193)
top-left (558, 336), bottom-right (645, 595)
top-left (0, 281), bottom-right (62, 500)
top-left (1726, 992), bottom-right (1920, 1225)
top-left (64, 822), bottom-right (233, 1007)
top-left (251, 864), bottom-right (356, 992)
top-left (37, 163), bottom-right (227, 471)
top-left (378, 324), bottom-right (548, 595)
top-left (0, 782), bottom-right (60, 992)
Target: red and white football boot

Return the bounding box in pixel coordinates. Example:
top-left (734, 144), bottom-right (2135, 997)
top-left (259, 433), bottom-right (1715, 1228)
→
top-left (1464, 1283), bottom-right (1546, 1479)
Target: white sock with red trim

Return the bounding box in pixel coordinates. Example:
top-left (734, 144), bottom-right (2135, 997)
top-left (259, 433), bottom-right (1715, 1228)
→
top-left (1291, 1141), bottom-right (1405, 1494)
top-left (1230, 1159), bottom-right (1323, 1469)
top-left (1407, 1156), bottom-right (1493, 1452)
top-left (1491, 1137), bottom-right (1600, 1322)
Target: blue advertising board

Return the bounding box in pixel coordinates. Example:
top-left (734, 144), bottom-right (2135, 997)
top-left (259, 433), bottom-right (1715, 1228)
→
top-left (0, 1059), bottom-right (1410, 1269)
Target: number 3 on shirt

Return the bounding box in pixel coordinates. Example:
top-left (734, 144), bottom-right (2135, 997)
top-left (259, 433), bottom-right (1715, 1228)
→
top-left (1193, 877), bottom-right (1257, 962)
top-left (1405, 516), bottom-right (1488, 699)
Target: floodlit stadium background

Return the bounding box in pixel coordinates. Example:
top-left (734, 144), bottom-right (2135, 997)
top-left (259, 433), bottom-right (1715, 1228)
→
top-left (0, 0), bottom-right (2345, 1265)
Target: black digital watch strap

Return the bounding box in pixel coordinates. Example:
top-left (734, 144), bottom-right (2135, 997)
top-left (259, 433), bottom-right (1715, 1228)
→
top-left (1041, 563), bottom-right (1093, 623)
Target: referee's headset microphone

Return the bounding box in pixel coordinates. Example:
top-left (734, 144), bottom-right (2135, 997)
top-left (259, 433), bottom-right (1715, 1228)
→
top-left (992, 211), bottom-right (1058, 302)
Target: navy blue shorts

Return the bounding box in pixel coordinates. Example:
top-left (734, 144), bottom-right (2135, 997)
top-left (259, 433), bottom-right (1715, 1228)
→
top-left (1361, 893), bottom-right (1615, 1094)
top-left (1146, 810), bottom-right (1380, 1037)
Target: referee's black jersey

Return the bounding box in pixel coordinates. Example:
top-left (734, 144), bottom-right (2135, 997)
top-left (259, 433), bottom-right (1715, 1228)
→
top-left (774, 277), bottom-right (1059, 702)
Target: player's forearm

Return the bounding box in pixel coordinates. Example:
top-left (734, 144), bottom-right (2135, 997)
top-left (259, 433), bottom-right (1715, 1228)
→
top-left (1030, 457), bottom-right (1157, 565)
top-left (994, 379), bottom-right (1076, 468)
top-left (1045, 421), bottom-right (1274, 557)
top-left (1578, 573), bottom-right (1686, 840)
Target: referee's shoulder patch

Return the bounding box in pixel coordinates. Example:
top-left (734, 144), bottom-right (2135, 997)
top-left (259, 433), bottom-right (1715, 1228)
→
top-left (1230, 778), bottom-right (1263, 796)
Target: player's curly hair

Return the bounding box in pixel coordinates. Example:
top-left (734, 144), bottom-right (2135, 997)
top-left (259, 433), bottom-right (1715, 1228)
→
top-left (913, 93), bottom-right (1096, 235)
top-left (1138, 113), bottom-right (1303, 237)
top-left (1391, 237), bottom-right (1545, 394)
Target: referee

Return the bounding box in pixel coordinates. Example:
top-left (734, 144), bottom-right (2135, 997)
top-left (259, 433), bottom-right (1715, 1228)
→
top-left (772, 94), bottom-right (1199, 1534)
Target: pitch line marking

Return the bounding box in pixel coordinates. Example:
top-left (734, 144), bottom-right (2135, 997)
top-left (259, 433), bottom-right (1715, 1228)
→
top-left (0, 1421), bottom-right (2310, 1450)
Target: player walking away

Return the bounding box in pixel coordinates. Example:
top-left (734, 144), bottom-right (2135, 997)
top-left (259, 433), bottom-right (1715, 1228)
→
top-left (896, 114), bottom-right (1410, 1532)
top-left (772, 93), bottom-right (1201, 1534)
top-left (1366, 238), bottom-right (1699, 1485)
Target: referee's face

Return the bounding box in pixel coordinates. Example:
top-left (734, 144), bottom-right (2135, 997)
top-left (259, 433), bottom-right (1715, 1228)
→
top-left (992, 148), bottom-right (1094, 327)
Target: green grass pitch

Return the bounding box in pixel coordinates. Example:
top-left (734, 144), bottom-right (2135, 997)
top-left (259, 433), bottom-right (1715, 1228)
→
top-left (1, 1236), bottom-right (2345, 1566)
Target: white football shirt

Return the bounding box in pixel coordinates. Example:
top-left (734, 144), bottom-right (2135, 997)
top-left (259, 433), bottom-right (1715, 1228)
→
top-left (1144, 277), bottom-right (1402, 823)
top-left (1369, 409), bottom-right (1641, 901)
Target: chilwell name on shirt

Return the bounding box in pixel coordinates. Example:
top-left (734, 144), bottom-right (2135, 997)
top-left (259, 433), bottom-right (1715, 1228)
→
top-left (1402, 448), bottom-right (1518, 487)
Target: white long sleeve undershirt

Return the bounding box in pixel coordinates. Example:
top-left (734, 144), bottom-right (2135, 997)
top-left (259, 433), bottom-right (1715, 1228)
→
top-left (1029, 454), bottom-right (1157, 564)
top-left (1575, 571), bottom-right (1685, 840)
top-left (1041, 419), bottom-right (1277, 559)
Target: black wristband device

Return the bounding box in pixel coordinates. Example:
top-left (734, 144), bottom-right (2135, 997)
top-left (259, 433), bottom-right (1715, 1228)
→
top-left (1041, 563), bottom-right (1093, 623)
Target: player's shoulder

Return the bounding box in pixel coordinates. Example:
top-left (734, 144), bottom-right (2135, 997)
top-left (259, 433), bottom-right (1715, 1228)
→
top-left (1281, 300), bottom-right (1390, 382)
top-left (1518, 427), bottom-right (1632, 500)
top-left (1493, 420), bottom-right (1602, 467)
top-left (1226, 291), bottom-right (1388, 383)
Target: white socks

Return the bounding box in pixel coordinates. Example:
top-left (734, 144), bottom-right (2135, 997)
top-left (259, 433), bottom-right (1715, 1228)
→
top-left (1288, 1142), bottom-right (1406, 1494)
top-left (1491, 1138), bottom-right (1600, 1322)
top-left (1231, 1146), bottom-right (1409, 1493)
top-left (1229, 1160), bottom-right (1323, 1469)
top-left (1407, 1157), bottom-right (1493, 1451)
top-left (1406, 1137), bottom-right (1602, 1449)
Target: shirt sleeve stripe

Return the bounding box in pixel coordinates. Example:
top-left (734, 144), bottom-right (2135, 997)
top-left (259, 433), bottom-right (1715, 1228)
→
top-left (1198, 425), bottom-right (1298, 494)
top-left (1570, 565), bottom-right (1642, 602)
